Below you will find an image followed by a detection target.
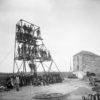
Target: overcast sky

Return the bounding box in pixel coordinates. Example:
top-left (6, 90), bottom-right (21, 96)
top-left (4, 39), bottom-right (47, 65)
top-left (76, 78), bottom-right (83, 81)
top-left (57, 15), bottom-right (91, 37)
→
top-left (0, 0), bottom-right (100, 72)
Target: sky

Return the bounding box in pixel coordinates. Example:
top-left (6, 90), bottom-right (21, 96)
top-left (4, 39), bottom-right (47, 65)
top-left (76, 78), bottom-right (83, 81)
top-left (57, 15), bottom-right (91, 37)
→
top-left (0, 0), bottom-right (100, 72)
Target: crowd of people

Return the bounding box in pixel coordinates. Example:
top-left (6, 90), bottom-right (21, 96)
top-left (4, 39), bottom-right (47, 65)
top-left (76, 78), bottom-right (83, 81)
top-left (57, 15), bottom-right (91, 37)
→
top-left (17, 43), bottom-right (51, 61)
top-left (6, 73), bottom-right (63, 91)
top-left (16, 23), bottom-right (41, 44)
top-left (16, 23), bottom-right (51, 61)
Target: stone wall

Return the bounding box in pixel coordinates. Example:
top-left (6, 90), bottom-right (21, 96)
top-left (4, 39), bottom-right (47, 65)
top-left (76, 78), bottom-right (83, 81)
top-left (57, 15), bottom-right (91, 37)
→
top-left (82, 55), bottom-right (100, 73)
top-left (73, 55), bottom-right (83, 71)
top-left (73, 51), bottom-right (100, 73)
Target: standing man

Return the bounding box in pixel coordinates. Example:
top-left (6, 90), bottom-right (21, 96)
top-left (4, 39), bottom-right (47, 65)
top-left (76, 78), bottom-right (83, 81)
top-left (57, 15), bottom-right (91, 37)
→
top-left (15, 75), bottom-right (20, 91)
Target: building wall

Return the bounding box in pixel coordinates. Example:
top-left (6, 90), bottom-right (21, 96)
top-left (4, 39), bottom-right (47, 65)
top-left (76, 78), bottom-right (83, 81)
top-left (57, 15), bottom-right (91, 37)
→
top-left (73, 55), bottom-right (82, 72)
top-left (73, 53), bottom-right (100, 73)
top-left (82, 55), bottom-right (100, 73)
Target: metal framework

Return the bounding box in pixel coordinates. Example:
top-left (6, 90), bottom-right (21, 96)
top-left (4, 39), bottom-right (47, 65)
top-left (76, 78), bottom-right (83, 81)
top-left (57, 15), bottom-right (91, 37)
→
top-left (13, 19), bottom-right (60, 75)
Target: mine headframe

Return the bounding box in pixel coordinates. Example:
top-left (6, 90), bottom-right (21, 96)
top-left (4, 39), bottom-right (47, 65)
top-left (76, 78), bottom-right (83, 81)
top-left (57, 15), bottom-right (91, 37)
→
top-left (13, 19), bottom-right (60, 76)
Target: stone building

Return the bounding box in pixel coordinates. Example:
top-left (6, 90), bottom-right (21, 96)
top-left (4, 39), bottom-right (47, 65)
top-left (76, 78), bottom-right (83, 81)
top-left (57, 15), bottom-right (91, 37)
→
top-left (73, 51), bottom-right (100, 78)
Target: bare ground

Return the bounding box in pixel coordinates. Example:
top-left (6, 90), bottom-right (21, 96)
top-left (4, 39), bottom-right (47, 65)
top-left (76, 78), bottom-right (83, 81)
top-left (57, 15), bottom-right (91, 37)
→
top-left (0, 79), bottom-right (94, 100)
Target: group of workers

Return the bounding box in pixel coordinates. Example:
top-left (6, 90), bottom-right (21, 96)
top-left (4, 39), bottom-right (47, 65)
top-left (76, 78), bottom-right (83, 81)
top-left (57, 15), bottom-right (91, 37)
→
top-left (16, 23), bottom-right (51, 61)
top-left (17, 44), bottom-right (37, 57)
top-left (16, 23), bottom-right (41, 44)
top-left (17, 44), bottom-right (51, 61)
top-left (6, 75), bottom-right (20, 91)
top-left (6, 73), bottom-right (63, 91)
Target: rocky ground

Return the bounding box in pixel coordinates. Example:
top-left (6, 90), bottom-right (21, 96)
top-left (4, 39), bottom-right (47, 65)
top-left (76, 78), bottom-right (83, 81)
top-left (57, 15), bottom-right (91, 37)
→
top-left (0, 79), bottom-right (94, 100)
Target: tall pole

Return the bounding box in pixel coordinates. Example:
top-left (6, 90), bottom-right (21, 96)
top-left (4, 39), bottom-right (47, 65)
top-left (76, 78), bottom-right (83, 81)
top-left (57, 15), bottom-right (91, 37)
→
top-left (13, 26), bottom-right (17, 74)
top-left (70, 57), bottom-right (72, 72)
